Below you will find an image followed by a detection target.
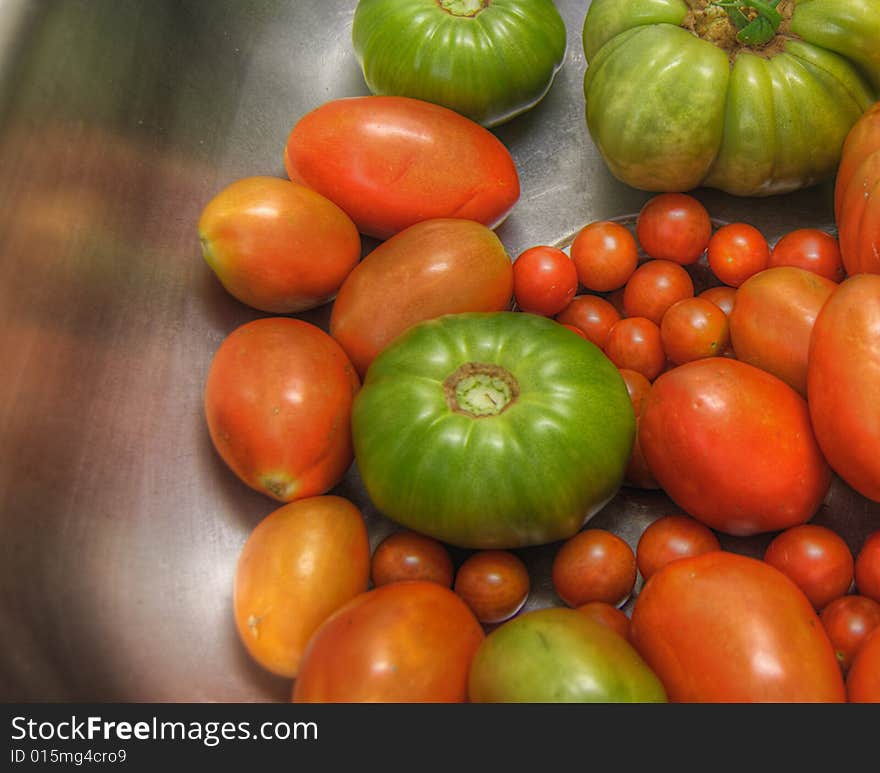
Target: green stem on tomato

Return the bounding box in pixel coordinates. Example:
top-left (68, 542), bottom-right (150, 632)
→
top-left (711, 0), bottom-right (783, 46)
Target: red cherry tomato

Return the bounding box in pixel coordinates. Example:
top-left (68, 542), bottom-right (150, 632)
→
top-left (618, 368), bottom-right (652, 417)
top-left (604, 317), bottom-right (666, 382)
top-left (660, 296), bottom-right (730, 365)
top-left (622, 259), bottom-right (695, 325)
top-left (552, 529), bottom-right (637, 608)
top-left (513, 246), bottom-right (578, 316)
top-left (635, 193), bottom-right (712, 265)
top-left (204, 317), bottom-right (360, 502)
top-left (576, 601), bottom-right (631, 641)
top-left (371, 530), bottom-right (454, 588)
top-left (292, 581), bottom-right (484, 703)
top-left (820, 595), bottom-right (880, 672)
top-left (856, 531), bottom-right (880, 604)
top-left (769, 228), bottom-right (844, 282)
top-left (698, 285), bottom-right (737, 317)
top-left (636, 515), bottom-right (721, 582)
top-left (847, 627), bottom-right (880, 702)
top-left (454, 550), bottom-right (530, 624)
top-left (624, 427), bottom-right (660, 491)
top-left (763, 525), bottom-right (854, 610)
top-left (707, 223), bottom-right (770, 287)
top-left (570, 220), bottom-right (639, 292)
top-left (555, 294), bottom-right (621, 349)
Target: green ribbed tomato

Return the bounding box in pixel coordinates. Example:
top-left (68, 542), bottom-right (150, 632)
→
top-left (583, 0), bottom-right (880, 196)
top-left (352, 0), bottom-right (566, 127)
top-left (352, 312), bottom-right (635, 549)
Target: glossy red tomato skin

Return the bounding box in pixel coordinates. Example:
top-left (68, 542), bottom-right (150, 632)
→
top-left (454, 550), bottom-right (530, 624)
top-left (763, 525), bottom-right (854, 610)
top-left (570, 220), bottom-right (639, 292)
top-left (292, 581), bottom-right (484, 703)
top-left (552, 529), bottom-right (637, 608)
top-left (576, 601), bottom-right (631, 641)
top-left (636, 515), bottom-right (721, 582)
top-left (807, 274), bottom-right (880, 502)
top-left (622, 259), bottom-right (695, 325)
top-left (847, 626), bottom-right (880, 702)
top-left (619, 368), bottom-right (660, 490)
top-left (371, 530), bottom-right (454, 588)
top-left (768, 228), bottom-right (844, 282)
top-left (730, 266), bottom-right (836, 396)
top-left (707, 223), bottom-right (770, 287)
top-left (197, 176), bottom-right (361, 313)
top-left (635, 193), bottom-right (712, 265)
top-left (698, 285), bottom-right (737, 317)
top-left (820, 595), bottom-right (880, 672)
top-left (329, 218), bottom-right (513, 377)
top-left (639, 358), bottom-right (831, 536)
top-left (630, 552), bottom-right (846, 702)
top-left (204, 318), bottom-right (360, 502)
top-left (660, 296), bottom-right (730, 365)
top-left (855, 531), bottom-right (880, 603)
top-left (513, 246), bottom-right (578, 316)
top-left (284, 95), bottom-right (519, 240)
top-left (555, 294), bottom-right (621, 349)
top-left (604, 317), bottom-right (666, 382)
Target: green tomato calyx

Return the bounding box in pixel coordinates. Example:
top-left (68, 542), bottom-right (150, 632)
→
top-left (710, 0), bottom-right (784, 46)
top-left (437, 0), bottom-right (488, 18)
top-left (444, 363), bottom-right (519, 418)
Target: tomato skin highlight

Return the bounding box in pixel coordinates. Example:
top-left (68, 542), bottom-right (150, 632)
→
top-left (638, 357), bottom-right (831, 536)
top-left (820, 595), bottom-right (880, 672)
top-left (292, 581), bottom-right (484, 703)
top-left (204, 318), bottom-right (360, 503)
top-left (284, 95), bottom-right (519, 239)
top-left (513, 246), bottom-right (578, 317)
top-left (631, 551), bottom-right (846, 703)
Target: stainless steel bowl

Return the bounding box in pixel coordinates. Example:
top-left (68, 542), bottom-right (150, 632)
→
top-left (1, 0), bottom-right (876, 702)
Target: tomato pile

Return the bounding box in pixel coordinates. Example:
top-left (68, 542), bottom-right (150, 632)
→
top-left (196, 3), bottom-right (880, 704)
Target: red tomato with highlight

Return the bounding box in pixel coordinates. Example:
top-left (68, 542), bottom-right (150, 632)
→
top-left (636, 515), bottom-right (720, 582)
top-left (371, 530), bottom-right (454, 588)
top-left (660, 296), bottom-right (730, 365)
top-left (808, 274), bottom-right (880, 502)
top-left (552, 529), bottom-right (637, 608)
top-left (454, 550), bottom-right (530, 624)
top-left (570, 220), bottom-right (639, 292)
top-left (604, 317), bottom-right (666, 382)
top-left (284, 96), bottom-right (519, 239)
top-left (856, 531), bottom-right (880, 603)
top-left (763, 525), bottom-right (854, 610)
top-left (555, 294), bottom-right (620, 349)
top-left (204, 317), bottom-right (360, 502)
top-left (769, 228), bottom-right (844, 282)
top-left (707, 223), bottom-right (769, 287)
top-left (639, 358), bottom-right (831, 536)
top-left (513, 246), bottom-right (578, 316)
top-left (847, 627), bottom-right (880, 702)
top-left (698, 285), bottom-right (736, 317)
top-left (820, 595), bottom-right (880, 672)
top-left (622, 259), bottom-right (694, 325)
top-left (631, 551), bottom-right (846, 702)
top-left (198, 176), bottom-right (361, 313)
top-left (619, 368), bottom-right (659, 491)
top-left (635, 193), bottom-right (711, 265)
top-left (729, 266), bottom-right (836, 395)
top-left (292, 581), bottom-right (484, 703)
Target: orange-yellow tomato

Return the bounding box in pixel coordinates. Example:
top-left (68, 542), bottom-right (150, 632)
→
top-left (233, 496), bottom-right (370, 678)
top-left (198, 176), bottom-right (361, 313)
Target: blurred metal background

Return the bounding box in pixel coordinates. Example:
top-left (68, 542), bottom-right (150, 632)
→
top-left (0, 0), bottom-right (875, 702)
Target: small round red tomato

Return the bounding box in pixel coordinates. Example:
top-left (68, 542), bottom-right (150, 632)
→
top-left (284, 95), bottom-right (519, 239)
top-left (631, 551), bottom-right (846, 702)
top-left (618, 368), bottom-right (651, 417)
top-left (769, 228), bottom-right (844, 282)
top-left (763, 525), bottom-right (854, 610)
top-left (371, 530), bottom-right (454, 588)
top-left (198, 176), bottom-right (361, 313)
top-left (454, 550), bottom-right (530, 624)
top-left (576, 601), bottom-right (631, 641)
top-left (707, 223), bottom-right (770, 287)
top-left (570, 220), bottom-right (639, 292)
top-left (624, 426), bottom-right (660, 491)
top-left (234, 496), bottom-right (370, 678)
top-left (204, 317), bottom-right (360, 502)
top-left (513, 246), bottom-right (578, 316)
top-left (856, 531), bottom-right (880, 604)
top-left (847, 627), bottom-right (880, 702)
top-left (639, 358), bottom-right (831, 536)
top-left (636, 515), bottom-right (721, 582)
top-left (729, 266), bottom-right (836, 396)
top-left (820, 595), bottom-right (880, 672)
top-left (698, 285), bottom-right (737, 317)
top-left (622, 259), bottom-right (695, 325)
top-left (292, 581), bottom-right (484, 703)
top-left (560, 323), bottom-right (589, 339)
top-left (555, 294), bottom-right (621, 348)
top-left (635, 193), bottom-right (712, 265)
top-left (604, 317), bottom-right (666, 382)
top-left (660, 296), bottom-right (730, 365)
top-left (552, 529), bottom-right (637, 608)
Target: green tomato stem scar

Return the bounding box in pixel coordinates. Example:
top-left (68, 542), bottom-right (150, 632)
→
top-left (444, 362), bottom-right (519, 418)
top-left (437, 0), bottom-right (488, 18)
top-left (709, 0), bottom-right (784, 47)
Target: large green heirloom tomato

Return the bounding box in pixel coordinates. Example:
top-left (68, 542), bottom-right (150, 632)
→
top-left (583, 0), bottom-right (880, 196)
top-left (352, 312), bottom-right (635, 549)
top-left (351, 0), bottom-right (567, 127)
